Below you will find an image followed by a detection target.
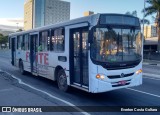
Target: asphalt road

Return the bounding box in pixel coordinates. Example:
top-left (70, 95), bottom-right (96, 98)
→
top-left (0, 50), bottom-right (160, 115)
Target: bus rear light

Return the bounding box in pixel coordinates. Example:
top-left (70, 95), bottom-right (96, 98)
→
top-left (136, 69), bottom-right (142, 75)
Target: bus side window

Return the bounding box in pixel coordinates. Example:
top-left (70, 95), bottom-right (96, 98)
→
top-left (17, 35), bottom-right (24, 50)
top-left (22, 35), bottom-right (25, 50)
top-left (39, 30), bottom-right (50, 52)
top-left (51, 29), bottom-right (55, 51)
top-left (24, 34), bottom-right (29, 51)
top-left (51, 28), bottom-right (65, 52)
top-left (57, 29), bottom-right (65, 51)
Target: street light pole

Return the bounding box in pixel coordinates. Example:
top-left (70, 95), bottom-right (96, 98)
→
top-left (143, 0), bottom-right (146, 35)
top-left (16, 23), bottom-right (19, 30)
top-left (143, 0), bottom-right (146, 60)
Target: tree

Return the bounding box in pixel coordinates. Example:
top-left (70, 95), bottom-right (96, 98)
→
top-left (142, 0), bottom-right (160, 52)
top-left (132, 11), bottom-right (138, 17)
top-left (16, 29), bottom-right (23, 32)
top-left (140, 19), bottom-right (150, 25)
top-left (0, 34), bottom-right (8, 44)
top-left (125, 10), bottom-right (150, 29)
top-left (125, 10), bottom-right (137, 17)
top-left (0, 33), bottom-right (3, 37)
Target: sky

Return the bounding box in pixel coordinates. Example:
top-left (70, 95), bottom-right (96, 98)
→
top-left (0, 0), bottom-right (155, 26)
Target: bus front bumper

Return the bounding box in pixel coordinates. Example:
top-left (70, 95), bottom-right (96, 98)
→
top-left (90, 73), bottom-right (142, 93)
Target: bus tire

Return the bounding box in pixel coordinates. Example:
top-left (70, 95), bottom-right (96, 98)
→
top-left (19, 60), bottom-right (26, 75)
top-left (57, 69), bottom-right (68, 92)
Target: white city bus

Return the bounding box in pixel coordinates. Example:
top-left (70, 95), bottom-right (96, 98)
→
top-left (9, 14), bottom-right (143, 93)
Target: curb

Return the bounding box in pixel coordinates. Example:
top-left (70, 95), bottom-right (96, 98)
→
top-left (143, 63), bottom-right (160, 67)
top-left (143, 59), bottom-right (160, 62)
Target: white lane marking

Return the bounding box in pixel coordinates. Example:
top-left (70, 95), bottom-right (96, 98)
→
top-left (126, 88), bottom-right (160, 98)
top-left (143, 73), bottom-right (160, 78)
top-left (0, 70), bottom-right (90, 115)
top-left (143, 77), bottom-right (160, 81)
top-left (0, 88), bottom-right (13, 92)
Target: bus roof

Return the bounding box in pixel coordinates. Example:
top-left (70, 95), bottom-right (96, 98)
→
top-left (9, 13), bottom-right (139, 37)
top-left (9, 13), bottom-right (97, 37)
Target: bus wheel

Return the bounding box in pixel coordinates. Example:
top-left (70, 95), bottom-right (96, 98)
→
top-left (19, 61), bottom-right (26, 75)
top-left (57, 69), bottom-right (68, 92)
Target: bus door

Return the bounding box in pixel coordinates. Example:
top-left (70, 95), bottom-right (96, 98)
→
top-left (70, 27), bottom-right (89, 88)
top-left (11, 37), bottom-right (16, 65)
top-left (30, 33), bottom-right (38, 74)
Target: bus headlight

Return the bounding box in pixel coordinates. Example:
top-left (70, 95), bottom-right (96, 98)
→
top-left (136, 69), bottom-right (142, 75)
top-left (96, 74), bottom-right (105, 80)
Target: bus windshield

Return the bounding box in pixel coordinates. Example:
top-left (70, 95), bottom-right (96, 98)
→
top-left (91, 27), bottom-right (142, 63)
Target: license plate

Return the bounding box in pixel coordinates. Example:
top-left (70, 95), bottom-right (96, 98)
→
top-left (118, 81), bottom-right (126, 85)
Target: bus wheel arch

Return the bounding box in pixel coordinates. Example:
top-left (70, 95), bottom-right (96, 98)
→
top-left (55, 66), bottom-right (68, 92)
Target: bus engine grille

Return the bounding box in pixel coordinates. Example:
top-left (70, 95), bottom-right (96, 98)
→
top-left (107, 73), bottom-right (134, 79)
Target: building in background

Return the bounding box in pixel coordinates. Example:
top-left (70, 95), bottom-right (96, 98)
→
top-left (144, 25), bottom-right (157, 39)
top-left (84, 11), bottom-right (94, 16)
top-left (24, 0), bottom-right (70, 30)
top-left (24, 0), bottom-right (33, 30)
